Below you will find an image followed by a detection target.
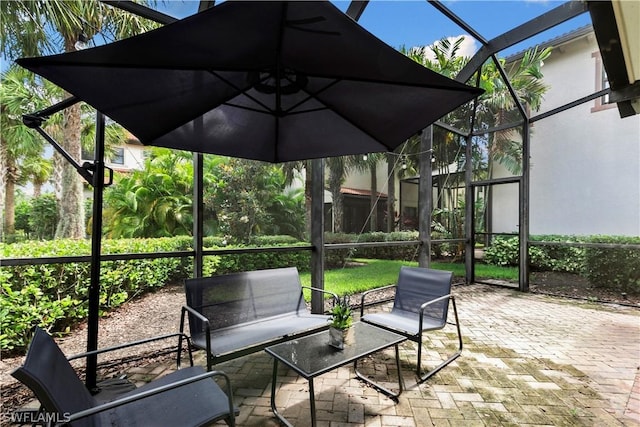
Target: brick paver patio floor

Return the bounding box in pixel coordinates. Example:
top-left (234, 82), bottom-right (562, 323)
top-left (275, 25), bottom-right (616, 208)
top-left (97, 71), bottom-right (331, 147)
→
top-left (124, 284), bottom-right (639, 426)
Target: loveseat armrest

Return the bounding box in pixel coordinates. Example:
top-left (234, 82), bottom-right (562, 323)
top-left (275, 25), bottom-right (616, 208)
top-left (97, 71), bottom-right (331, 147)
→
top-left (181, 304), bottom-right (216, 370)
top-left (301, 285), bottom-right (339, 308)
top-left (67, 332), bottom-right (193, 370)
top-left (360, 284), bottom-right (397, 316)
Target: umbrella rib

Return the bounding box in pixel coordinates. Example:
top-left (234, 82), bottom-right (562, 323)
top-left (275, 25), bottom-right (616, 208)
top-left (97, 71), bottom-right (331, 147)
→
top-left (221, 103), bottom-right (278, 114)
top-left (285, 106), bottom-right (331, 116)
top-left (281, 78), bottom-right (341, 115)
top-left (221, 102), bottom-right (330, 116)
top-left (282, 79), bottom-right (405, 152)
top-left (207, 70), bottom-right (276, 114)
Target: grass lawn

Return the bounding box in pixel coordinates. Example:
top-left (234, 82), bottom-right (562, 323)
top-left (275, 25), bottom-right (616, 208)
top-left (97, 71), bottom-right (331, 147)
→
top-left (299, 258), bottom-right (518, 299)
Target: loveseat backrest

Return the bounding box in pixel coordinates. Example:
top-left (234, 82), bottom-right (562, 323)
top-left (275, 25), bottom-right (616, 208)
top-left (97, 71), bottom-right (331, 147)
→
top-left (393, 266), bottom-right (453, 322)
top-left (11, 327), bottom-right (98, 427)
top-left (185, 267), bottom-right (307, 333)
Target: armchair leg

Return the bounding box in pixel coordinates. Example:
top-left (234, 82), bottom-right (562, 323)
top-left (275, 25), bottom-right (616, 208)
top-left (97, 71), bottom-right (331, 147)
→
top-left (417, 297), bottom-right (463, 384)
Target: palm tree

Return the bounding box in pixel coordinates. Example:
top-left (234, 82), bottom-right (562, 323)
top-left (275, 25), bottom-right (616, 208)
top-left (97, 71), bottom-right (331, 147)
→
top-left (407, 38), bottom-right (550, 176)
top-left (1, 0), bottom-right (158, 239)
top-left (400, 38), bottom-right (471, 173)
top-left (1, 68), bottom-right (130, 241)
top-left (267, 187), bottom-right (306, 240)
top-left (479, 46), bottom-right (551, 175)
top-left (0, 66), bottom-right (53, 239)
top-left (395, 37), bottom-right (549, 242)
top-left (402, 37), bottom-right (550, 184)
top-left (351, 153), bottom-right (385, 232)
top-left (280, 160), bottom-right (313, 238)
top-left (21, 157), bottom-right (53, 197)
top-left (326, 156), bottom-right (347, 233)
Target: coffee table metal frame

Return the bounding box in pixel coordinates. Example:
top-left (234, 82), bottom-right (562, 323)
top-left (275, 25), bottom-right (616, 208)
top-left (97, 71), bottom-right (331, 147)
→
top-left (265, 322), bottom-right (406, 427)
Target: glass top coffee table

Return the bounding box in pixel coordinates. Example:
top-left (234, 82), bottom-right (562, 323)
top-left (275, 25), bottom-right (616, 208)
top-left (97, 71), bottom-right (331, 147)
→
top-left (265, 322), bottom-right (406, 427)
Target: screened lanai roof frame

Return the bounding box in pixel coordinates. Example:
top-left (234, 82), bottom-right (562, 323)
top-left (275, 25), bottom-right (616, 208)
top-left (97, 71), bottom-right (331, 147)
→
top-left (18, 0), bottom-right (637, 390)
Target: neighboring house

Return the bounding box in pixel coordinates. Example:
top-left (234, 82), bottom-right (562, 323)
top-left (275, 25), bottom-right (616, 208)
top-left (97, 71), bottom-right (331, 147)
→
top-left (80, 137), bottom-right (146, 199)
top-left (81, 138), bottom-right (146, 174)
top-left (330, 187), bottom-right (388, 234)
top-left (495, 25), bottom-right (640, 237)
top-left (339, 25), bottom-right (639, 238)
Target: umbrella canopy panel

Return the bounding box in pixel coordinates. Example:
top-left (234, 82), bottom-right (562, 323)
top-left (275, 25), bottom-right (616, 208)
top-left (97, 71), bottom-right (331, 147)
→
top-left (17, 1), bottom-right (482, 163)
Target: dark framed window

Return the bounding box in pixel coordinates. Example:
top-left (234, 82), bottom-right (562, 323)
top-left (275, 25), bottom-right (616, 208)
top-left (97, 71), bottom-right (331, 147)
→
top-left (110, 147), bottom-right (125, 165)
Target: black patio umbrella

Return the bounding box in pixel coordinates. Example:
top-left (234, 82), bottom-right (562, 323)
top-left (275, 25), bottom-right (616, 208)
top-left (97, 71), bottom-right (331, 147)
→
top-left (16, 0), bottom-right (482, 391)
top-left (17, 1), bottom-right (482, 163)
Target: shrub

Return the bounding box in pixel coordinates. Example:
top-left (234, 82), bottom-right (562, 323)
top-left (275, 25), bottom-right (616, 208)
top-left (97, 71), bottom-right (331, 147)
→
top-left (30, 194), bottom-right (59, 240)
top-left (484, 235), bottom-right (586, 273)
top-left (0, 235), bottom-right (312, 351)
top-left (353, 231), bottom-right (420, 261)
top-left (323, 232), bottom-right (422, 267)
top-left (583, 236), bottom-right (640, 294)
top-left (324, 233), bottom-right (357, 268)
top-left (0, 270), bottom-right (85, 351)
top-left (483, 237), bottom-right (520, 267)
top-left (484, 234), bottom-right (639, 295)
top-left (0, 237), bottom-right (194, 351)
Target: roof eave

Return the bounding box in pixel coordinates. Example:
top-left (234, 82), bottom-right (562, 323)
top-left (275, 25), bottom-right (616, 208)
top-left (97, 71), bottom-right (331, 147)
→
top-left (588, 0), bottom-right (640, 117)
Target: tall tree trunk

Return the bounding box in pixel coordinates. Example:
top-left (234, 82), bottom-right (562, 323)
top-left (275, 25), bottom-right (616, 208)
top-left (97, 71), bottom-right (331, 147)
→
top-left (4, 172), bottom-right (16, 237)
top-left (4, 154), bottom-right (18, 237)
top-left (332, 188), bottom-right (344, 233)
top-left (386, 152), bottom-right (396, 232)
top-left (55, 101), bottom-right (85, 239)
top-left (33, 183), bottom-right (42, 198)
top-left (327, 158), bottom-right (345, 233)
top-left (52, 152), bottom-right (63, 200)
top-left (369, 163), bottom-right (377, 232)
top-left (0, 139), bottom-right (6, 238)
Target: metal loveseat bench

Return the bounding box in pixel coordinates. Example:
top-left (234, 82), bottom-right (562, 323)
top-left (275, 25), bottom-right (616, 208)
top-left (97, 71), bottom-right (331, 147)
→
top-left (180, 267), bottom-right (337, 371)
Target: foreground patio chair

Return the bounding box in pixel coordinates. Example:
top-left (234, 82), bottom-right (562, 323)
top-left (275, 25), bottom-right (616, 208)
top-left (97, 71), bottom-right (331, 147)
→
top-left (12, 327), bottom-right (237, 427)
top-left (360, 266), bottom-right (462, 383)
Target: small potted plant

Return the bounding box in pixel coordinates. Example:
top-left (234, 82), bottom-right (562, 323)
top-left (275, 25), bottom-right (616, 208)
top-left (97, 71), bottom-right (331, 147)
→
top-left (328, 295), bottom-right (353, 349)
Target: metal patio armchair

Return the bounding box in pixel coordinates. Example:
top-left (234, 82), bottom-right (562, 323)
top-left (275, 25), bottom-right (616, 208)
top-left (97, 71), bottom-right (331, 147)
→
top-left (359, 266), bottom-right (462, 383)
top-left (11, 327), bottom-right (237, 427)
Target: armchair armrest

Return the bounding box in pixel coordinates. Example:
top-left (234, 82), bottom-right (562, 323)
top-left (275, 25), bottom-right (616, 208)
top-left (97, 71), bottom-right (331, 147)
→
top-left (360, 284), bottom-right (396, 316)
top-left (67, 370), bottom-right (235, 424)
top-left (417, 293), bottom-right (452, 333)
top-left (418, 294), bottom-right (451, 312)
top-left (67, 332), bottom-right (193, 370)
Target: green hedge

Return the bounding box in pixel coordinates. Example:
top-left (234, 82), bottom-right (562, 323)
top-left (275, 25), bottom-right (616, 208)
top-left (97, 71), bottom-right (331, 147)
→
top-left (324, 232), bottom-right (420, 267)
top-left (324, 233), bottom-right (358, 267)
top-left (0, 236), bottom-right (309, 351)
top-left (483, 235), bottom-right (640, 294)
top-left (1, 238), bottom-right (193, 351)
top-left (484, 235), bottom-right (586, 273)
top-left (352, 231), bottom-right (420, 260)
top-left (583, 236), bottom-right (640, 293)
